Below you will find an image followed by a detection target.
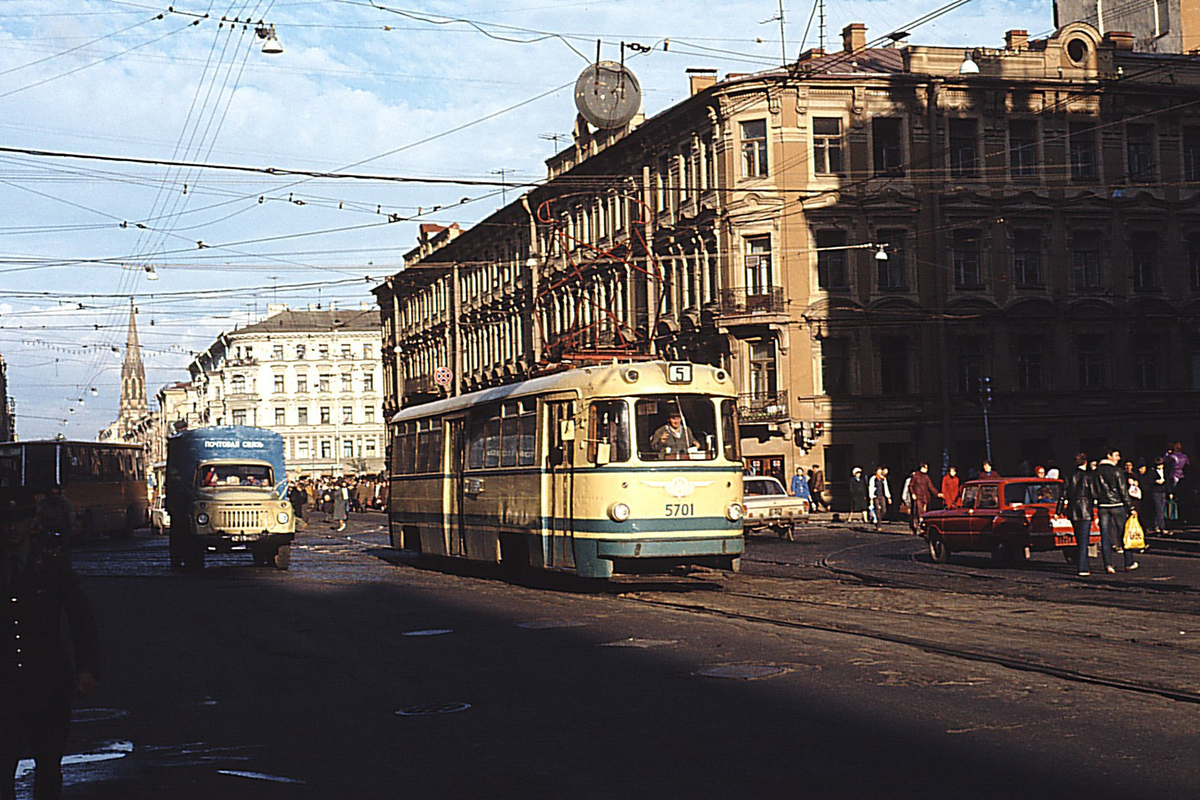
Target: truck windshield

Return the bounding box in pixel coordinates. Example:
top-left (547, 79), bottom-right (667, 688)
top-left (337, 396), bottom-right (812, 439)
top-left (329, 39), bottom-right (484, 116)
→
top-left (197, 464), bottom-right (274, 488)
top-left (635, 395), bottom-right (718, 461)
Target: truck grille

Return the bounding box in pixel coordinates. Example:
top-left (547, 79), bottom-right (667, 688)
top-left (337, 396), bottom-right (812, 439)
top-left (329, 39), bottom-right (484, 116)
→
top-left (216, 508), bottom-right (264, 531)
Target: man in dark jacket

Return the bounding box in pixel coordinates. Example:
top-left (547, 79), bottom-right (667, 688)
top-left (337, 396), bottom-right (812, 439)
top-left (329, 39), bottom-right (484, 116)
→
top-left (907, 463), bottom-right (938, 534)
top-left (1062, 452), bottom-right (1097, 576)
top-left (1093, 447), bottom-right (1138, 573)
top-left (0, 489), bottom-right (100, 800)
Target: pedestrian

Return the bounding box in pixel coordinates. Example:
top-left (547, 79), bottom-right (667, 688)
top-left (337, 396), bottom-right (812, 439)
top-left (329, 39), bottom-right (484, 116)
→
top-left (1062, 452), bottom-right (1097, 576)
top-left (907, 463), bottom-right (938, 534)
top-left (808, 464), bottom-right (827, 512)
top-left (849, 467), bottom-right (870, 523)
top-left (35, 487), bottom-right (75, 547)
top-left (940, 466), bottom-right (960, 509)
top-left (1165, 442), bottom-right (1190, 492)
top-left (0, 488), bottom-right (100, 800)
top-left (1093, 447), bottom-right (1138, 573)
top-left (790, 466), bottom-right (813, 507)
top-left (331, 480), bottom-right (349, 532)
top-left (1045, 460), bottom-right (1060, 480)
top-left (869, 467), bottom-right (891, 528)
top-left (1147, 456), bottom-right (1169, 534)
top-left (979, 461), bottom-right (999, 479)
top-left (354, 479), bottom-right (372, 514)
top-left (288, 481), bottom-right (308, 530)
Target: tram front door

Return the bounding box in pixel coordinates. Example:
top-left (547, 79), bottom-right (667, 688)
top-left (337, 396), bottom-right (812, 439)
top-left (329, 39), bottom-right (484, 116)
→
top-left (446, 417), bottom-right (466, 557)
top-left (545, 399), bottom-right (576, 569)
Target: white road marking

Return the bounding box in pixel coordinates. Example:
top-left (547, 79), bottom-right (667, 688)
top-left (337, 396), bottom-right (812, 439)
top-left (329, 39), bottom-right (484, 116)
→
top-left (16, 741), bottom-right (133, 780)
top-left (402, 628), bottom-right (453, 636)
top-left (217, 770), bottom-right (306, 784)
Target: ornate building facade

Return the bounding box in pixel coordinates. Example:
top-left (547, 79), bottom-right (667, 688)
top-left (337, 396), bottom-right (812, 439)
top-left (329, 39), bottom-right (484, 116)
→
top-left (376, 22), bottom-right (1200, 500)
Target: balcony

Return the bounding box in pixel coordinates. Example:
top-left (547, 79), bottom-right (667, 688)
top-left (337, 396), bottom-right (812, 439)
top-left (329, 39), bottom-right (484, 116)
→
top-left (737, 391), bottom-right (789, 424)
top-left (716, 287), bottom-right (786, 320)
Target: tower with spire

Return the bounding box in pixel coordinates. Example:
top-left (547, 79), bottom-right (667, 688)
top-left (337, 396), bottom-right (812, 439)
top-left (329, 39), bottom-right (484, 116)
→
top-left (118, 299), bottom-right (147, 438)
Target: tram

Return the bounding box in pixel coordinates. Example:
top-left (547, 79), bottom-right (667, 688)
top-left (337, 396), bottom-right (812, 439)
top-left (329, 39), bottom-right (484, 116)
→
top-left (387, 361), bottom-right (745, 578)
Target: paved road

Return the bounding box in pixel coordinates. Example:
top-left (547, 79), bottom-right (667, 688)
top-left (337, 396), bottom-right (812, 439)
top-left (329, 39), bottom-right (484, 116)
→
top-left (30, 513), bottom-right (1200, 798)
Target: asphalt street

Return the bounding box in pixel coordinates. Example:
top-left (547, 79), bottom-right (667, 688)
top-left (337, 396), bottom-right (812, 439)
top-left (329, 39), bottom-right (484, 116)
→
top-left (27, 512), bottom-right (1200, 799)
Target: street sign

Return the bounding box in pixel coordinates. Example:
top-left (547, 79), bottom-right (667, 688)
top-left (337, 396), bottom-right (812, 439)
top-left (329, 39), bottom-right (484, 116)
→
top-left (434, 366), bottom-right (453, 386)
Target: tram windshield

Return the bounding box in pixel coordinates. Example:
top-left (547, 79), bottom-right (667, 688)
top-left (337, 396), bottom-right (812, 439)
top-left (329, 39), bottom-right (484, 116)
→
top-left (635, 395), bottom-right (721, 461)
top-left (197, 463), bottom-right (274, 488)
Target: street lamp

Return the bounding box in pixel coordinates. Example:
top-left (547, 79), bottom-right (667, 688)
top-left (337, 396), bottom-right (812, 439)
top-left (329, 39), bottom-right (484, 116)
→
top-left (978, 375), bottom-right (993, 464)
top-left (255, 23), bottom-right (283, 55)
top-left (812, 242), bottom-right (888, 261)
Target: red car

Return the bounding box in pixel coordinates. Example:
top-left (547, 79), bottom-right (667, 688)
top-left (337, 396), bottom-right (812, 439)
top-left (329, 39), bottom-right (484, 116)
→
top-left (919, 478), bottom-right (1101, 565)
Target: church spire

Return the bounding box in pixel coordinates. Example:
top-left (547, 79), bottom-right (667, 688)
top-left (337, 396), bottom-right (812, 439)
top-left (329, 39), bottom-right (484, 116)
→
top-left (118, 299), bottom-right (147, 437)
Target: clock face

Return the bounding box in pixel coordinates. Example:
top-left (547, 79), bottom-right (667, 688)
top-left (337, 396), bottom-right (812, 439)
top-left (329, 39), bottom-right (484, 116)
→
top-left (574, 62), bottom-right (641, 129)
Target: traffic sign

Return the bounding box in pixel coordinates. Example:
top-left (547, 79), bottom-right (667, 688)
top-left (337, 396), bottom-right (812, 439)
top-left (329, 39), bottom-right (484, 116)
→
top-left (434, 366), bottom-right (453, 386)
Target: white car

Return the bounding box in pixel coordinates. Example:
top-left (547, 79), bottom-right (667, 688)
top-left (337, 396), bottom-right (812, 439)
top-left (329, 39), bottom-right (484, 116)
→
top-left (149, 496), bottom-right (171, 535)
top-left (742, 476), bottom-right (810, 539)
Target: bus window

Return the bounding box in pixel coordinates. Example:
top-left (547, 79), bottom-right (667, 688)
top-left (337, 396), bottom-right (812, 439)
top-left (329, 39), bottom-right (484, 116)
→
top-left (720, 400), bottom-right (741, 462)
top-left (588, 400), bottom-right (630, 464)
top-left (635, 395), bottom-right (717, 461)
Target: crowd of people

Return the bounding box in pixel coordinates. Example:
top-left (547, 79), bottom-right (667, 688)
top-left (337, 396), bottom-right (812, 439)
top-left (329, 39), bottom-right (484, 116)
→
top-left (286, 474), bottom-right (387, 533)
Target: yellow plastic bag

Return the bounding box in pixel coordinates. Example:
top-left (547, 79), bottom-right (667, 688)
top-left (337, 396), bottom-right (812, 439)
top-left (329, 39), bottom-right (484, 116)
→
top-left (1124, 513), bottom-right (1146, 550)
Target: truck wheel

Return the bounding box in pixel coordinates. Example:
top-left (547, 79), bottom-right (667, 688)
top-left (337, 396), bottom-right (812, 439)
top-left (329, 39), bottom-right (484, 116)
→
top-left (928, 531), bottom-right (951, 564)
top-left (272, 545), bottom-right (291, 571)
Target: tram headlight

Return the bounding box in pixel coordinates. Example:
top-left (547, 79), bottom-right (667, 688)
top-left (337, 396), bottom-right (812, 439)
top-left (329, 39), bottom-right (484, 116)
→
top-left (725, 503), bottom-right (744, 522)
top-left (608, 502), bottom-right (631, 522)
top-left (276, 511), bottom-right (290, 525)
top-left (196, 512), bottom-right (210, 526)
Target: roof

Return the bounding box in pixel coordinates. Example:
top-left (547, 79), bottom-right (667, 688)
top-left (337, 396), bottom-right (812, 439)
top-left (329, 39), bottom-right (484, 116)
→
top-left (233, 308), bottom-right (379, 336)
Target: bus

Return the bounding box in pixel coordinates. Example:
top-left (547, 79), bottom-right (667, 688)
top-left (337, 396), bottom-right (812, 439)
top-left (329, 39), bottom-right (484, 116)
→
top-left (388, 361), bottom-right (745, 579)
top-left (0, 439), bottom-right (148, 540)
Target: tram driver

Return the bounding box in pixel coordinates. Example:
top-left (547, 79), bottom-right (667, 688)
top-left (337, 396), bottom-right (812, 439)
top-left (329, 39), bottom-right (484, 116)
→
top-left (650, 408), bottom-right (699, 460)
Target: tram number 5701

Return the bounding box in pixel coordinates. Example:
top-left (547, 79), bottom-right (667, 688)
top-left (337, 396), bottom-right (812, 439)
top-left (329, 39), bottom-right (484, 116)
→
top-left (665, 503), bottom-right (694, 517)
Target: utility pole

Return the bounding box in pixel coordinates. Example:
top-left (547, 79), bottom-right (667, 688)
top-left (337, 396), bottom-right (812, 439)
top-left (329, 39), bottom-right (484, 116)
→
top-left (979, 376), bottom-right (993, 465)
top-left (818, 0), bottom-right (826, 52)
top-left (777, 0), bottom-right (787, 67)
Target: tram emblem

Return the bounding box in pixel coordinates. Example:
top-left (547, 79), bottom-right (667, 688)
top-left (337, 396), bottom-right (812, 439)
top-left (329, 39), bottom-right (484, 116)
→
top-left (642, 476), bottom-right (713, 499)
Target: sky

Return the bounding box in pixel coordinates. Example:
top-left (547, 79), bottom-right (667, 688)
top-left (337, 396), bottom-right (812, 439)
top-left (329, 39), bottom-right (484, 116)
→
top-left (0, 0), bottom-right (1053, 440)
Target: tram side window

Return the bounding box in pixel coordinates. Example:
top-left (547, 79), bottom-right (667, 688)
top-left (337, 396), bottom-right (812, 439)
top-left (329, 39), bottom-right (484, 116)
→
top-left (416, 420), bottom-right (442, 473)
top-left (635, 396), bottom-right (718, 461)
top-left (398, 422), bottom-right (417, 474)
top-left (518, 413), bottom-right (536, 466)
top-left (721, 399), bottom-right (741, 462)
top-left (588, 400), bottom-right (630, 463)
top-left (483, 418), bottom-right (502, 468)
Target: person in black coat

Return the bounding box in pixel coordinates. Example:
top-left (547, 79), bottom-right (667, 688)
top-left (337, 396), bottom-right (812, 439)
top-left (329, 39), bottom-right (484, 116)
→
top-left (0, 489), bottom-right (99, 800)
top-left (1061, 452), bottom-right (1097, 576)
top-left (848, 467), bottom-right (870, 523)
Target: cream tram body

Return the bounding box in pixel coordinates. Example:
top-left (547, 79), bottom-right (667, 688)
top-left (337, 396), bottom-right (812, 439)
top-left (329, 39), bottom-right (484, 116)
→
top-left (388, 361), bottom-right (745, 579)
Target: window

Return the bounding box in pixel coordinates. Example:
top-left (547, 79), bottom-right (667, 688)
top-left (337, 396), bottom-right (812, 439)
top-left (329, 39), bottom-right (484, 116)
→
top-left (876, 230), bottom-right (906, 291)
top-left (343, 440), bottom-right (354, 458)
top-left (365, 406), bottom-right (375, 423)
top-left (232, 409), bottom-right (247, 425)
top-left (319, 374), bottom-right (331, 392)
top-left (1190, 234), bottom-right (1200, 291)
top-left (273, 374), bottom-right (285, 393)
top-left (821, 338), bottom-right (850, 397)
top-left (275, 407), bottom-right (286, 426)
top-left (297, 439), bottom-right (310, 459)
top-left (635, 395), bottom-right (719, 461)
top-left (741, 119), bottom-right (768, 177)
top-left (366, 439), bottom-right (377, 455)
top-left (341, 373), bottom-right (352, 392)
top-left (812, 117), bottom-right (843, 174)
top-left (416, 419), bottom-right (442, 473)
top-left (1184, 127), bottom-right (1200, 183)
top-left (342, 344), bottom-right (352, 358)
top-left (1012, 230), bottom-right (1043, 287)
top-left (587, 400), bottom-right (631, 463)
top-left (295, 344), bottom-right (306, 359)
top-left (297, 374), bottom-right (308, 393)
top-left (1130, 231), bottom-right (1158, 290)
top-left (873, 118), bottom-right (903, 175)
top-left (363, 373), bottom-right (374, 392)
top-left (318, 343), bottom-right (329, 359)
top-left (230, 375), bottom-right (246, 394)
top-left (320, 406), bottom-right (331, 424)
top-left (363, 344), bottom-right (373, 360)
top-left (816, 229), bottom-right (848, 290)
top-left (1127, 124), bottom-right (1155, 183)
top-left (272, 344), bottom-right (284, 360)
top-left (957, 336), bottom-right (985, 394)
top-left (953, 230), bottom-right (983, 289)
top-left (1015, 335), bottom-right (1044, 389)
top-left (298, 406), bottom-right (308, 425)
top-left (748, 340), bottom-right (777, 399)
top-left (1073, 233), bottom-right (1102, 290)
top-left (320, 440), bottom-right (331, 459)
top-left (1009, 120), bottom-right (1038, 179)
top-left (949, 119), bottom-right (978, 178)
top-left (342, 406), bottom-right (353, 424)
top-left (745, 235), bottom-right (772, 296)
top-left (1078, 336), bottom-right (1106, 388)
top-left (1133, 334), bottom-right (1159, 390)
top-left (879, 336), bottom-right (910, 395)
top-left (1070, 122), bottom-right (1098, 181)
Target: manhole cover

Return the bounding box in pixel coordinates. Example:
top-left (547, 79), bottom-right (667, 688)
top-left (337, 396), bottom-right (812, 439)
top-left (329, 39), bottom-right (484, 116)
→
top-left (517, 620), bottom-right (587, 629)
top-left (395, 702), bottom-right (472, 717)
top-left (402, 629), bottom-right (453, 637)
top-left (696, 664), bottom-right (786, 680)
top-left (600, 638), bottom-right (677, 648)
top-left (72, 708), bottom-right (129, 723)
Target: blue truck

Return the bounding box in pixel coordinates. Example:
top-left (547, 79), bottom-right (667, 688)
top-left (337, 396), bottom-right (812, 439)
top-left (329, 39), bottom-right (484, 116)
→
top-left (166, 426), bottom-right (295, 571)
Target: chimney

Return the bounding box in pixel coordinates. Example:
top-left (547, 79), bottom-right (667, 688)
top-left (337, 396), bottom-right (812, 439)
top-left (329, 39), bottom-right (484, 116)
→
top-left (1104, 30), bottom-right (1135, 51)
top-left (842, 23), bottom-right (867, 53)
top-left (1005, 29), bottom-right (1028, 50)
top-left (687, 68), bottom-right (718, 96)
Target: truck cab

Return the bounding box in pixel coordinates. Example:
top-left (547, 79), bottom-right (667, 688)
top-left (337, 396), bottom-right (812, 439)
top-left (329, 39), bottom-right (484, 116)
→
top-left (166, 427), bottom-right (294, 571)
